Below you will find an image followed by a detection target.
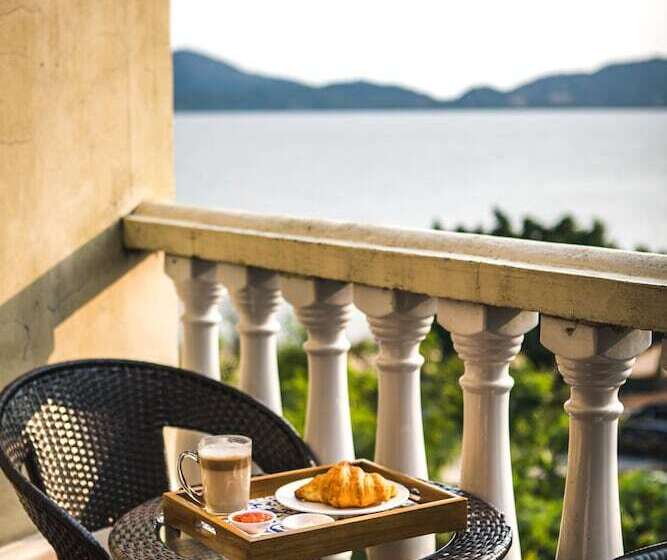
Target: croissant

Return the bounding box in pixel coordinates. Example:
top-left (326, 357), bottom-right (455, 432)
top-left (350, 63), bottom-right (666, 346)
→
top-left (295, 462), bottom-right (397, 508)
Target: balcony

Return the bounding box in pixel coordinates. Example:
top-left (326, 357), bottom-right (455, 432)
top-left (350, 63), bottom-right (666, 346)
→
top-left (116, 199), bottom-right (665, 560)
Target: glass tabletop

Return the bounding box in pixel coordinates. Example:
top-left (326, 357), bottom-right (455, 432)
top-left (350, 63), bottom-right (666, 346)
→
top-left (155, 512), bottom-right (223, 559)
top-left (154, 512), bottom-right (361, 559)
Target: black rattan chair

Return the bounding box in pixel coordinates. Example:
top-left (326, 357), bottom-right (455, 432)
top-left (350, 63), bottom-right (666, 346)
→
top-left (0, 359), bottom-right (316, 560)
top-left (614, 543), bottom-right (667, 560)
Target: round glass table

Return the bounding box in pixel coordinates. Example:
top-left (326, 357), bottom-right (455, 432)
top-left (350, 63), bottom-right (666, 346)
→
top-left (108, 484), bottom-right (512, 560)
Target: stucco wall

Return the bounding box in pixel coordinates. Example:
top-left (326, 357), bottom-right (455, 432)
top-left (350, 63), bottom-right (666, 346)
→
top-left (0, 0), bottom-right (177, 544)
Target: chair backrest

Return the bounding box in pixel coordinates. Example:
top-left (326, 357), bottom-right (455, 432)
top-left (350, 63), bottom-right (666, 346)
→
top-left (0, 359), bottom-right (315, 560)
top-left (614, 543), bottom-right (667, 560)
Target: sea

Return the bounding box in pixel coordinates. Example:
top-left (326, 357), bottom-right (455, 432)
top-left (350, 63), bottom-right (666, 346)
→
top-left (175, 110), bottom-right (667, 251)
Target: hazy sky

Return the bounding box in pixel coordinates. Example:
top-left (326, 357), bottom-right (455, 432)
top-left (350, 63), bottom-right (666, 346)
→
top-left (171, 0), bottom-right (667, 98)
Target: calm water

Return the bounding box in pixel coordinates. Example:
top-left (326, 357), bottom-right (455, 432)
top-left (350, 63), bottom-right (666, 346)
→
top-left (175, 110), bottom-right (667, 250)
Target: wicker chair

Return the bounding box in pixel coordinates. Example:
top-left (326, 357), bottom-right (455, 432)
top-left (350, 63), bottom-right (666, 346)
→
top-left (614, 543), bottom-right (667, 560)
top-left (0, 359), bottom-right (316, 560)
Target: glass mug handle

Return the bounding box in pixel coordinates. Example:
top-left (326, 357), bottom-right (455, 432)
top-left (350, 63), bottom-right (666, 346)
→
top-left (178, 451), bottom-right (204, 506)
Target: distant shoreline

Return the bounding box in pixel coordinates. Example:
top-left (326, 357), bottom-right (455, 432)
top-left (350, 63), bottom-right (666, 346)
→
top-left (175, 106), bottom-right (667, 114)
top-left (174, 50), bottom-right (667, 112)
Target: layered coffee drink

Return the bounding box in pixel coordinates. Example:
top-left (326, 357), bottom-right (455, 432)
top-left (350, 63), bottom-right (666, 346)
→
top-left (199, 438), bottom-right (252, 514)
top-left (179, 434), bottom-right (252, 515)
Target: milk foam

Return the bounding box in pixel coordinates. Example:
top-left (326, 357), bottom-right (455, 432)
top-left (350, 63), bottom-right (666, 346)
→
top-left (199, 443), bottom-right (249, 460)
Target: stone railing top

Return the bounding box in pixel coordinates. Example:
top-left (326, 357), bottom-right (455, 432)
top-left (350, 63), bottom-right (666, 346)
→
top-left (124, 201), bottom-right (667, 331)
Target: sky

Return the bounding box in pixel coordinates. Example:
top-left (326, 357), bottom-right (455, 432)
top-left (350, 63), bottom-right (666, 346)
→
top-left (171, 0), bottom-right (667, 99)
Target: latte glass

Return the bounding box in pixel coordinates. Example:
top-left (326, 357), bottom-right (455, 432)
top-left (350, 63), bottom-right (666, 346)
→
top-left (178, 434), bottom-right (252, 514)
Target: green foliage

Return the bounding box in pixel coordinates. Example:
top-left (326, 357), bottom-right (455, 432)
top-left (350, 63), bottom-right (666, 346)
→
top-left (275, 343), bottom-right (309, 433)
top-left (620, 470), bottom-right (667, 549)
top-left (509, 363), bottom-right (569, 558)
top-left (433, 207), bottom-right (619, 248)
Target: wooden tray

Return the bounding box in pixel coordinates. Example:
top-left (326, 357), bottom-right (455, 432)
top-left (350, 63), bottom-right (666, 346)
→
top-left (162, 459), bottom-right (467, 560)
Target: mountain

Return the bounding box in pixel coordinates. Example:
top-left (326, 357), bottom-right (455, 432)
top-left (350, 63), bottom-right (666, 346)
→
top-left (173, 50), bottom-right (437, 111)
top-left (445, 58), bottom-right (667, 108)
top-left (173, 50), bottom-right (667, 111)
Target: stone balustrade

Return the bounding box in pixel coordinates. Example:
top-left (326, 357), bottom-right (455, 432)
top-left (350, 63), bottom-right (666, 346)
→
top-left (124, 201), bottom-right (666, 560)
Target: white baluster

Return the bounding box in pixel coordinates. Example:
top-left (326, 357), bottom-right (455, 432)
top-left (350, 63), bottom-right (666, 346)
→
top-left (217, 264), bottom-right (283, 415)
top-left (437, 299), bottom-right (538, 560)
top-left (541, 317), bottom-right (651, 560)
top-left (165, 256), bottom-right (225, 378)
top-left (280, 276), bottom-right (355, 463)
top-left (354, 285), bottom-right (436, 560)
top-left (164, 256), bottom-right (225, 488)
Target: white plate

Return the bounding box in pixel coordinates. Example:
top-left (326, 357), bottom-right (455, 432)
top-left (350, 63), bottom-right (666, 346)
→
top-left (274, 477), bottom-right (410, 516)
